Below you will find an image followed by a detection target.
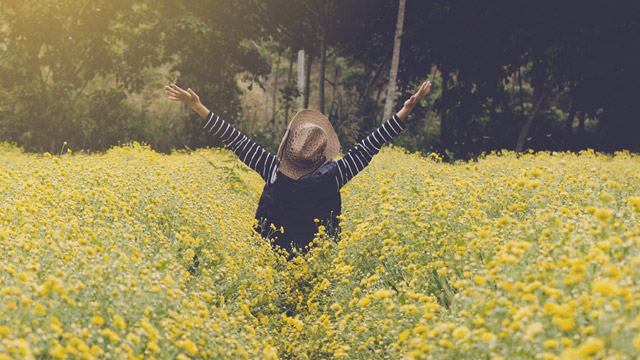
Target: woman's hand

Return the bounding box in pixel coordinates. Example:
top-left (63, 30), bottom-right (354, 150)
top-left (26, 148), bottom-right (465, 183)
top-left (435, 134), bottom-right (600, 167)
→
top-left (165, 84), bottom-right (210, 119)
top-left (396, 81), bottom-right (431, 120)
top-left (165, 84), bottom-right (201, 107)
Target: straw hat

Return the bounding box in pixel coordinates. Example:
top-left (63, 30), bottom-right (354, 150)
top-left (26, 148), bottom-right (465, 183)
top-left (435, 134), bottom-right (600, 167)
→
top-left (276, 109), bottom-right (340, 180)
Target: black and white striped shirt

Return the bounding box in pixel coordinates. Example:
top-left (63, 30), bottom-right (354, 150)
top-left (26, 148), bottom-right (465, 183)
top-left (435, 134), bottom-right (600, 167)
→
top-left (201, 111), bottom-right (406, 188)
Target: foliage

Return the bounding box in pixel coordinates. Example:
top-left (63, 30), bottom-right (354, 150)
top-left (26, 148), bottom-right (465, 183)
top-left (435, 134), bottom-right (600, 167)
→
top-left (155, 0), bottom-right (271, 149)
top-left (0, 0), bottom-right (639, 155)
top-left (0, 0), bottom-right (271, 153)
top-left (1, 143), bottom-right (640, 359)
top-left (0, 0), bottom-right (161, 152)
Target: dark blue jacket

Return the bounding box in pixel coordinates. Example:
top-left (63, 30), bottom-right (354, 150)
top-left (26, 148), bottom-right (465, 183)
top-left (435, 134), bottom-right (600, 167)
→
top-left (255, 161), bottom-right (341, 253)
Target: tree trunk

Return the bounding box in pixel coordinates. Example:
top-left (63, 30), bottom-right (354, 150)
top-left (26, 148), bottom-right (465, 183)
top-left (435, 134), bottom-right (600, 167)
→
top-left (331, 63), bottom-right (339, 106)
top-left (297, 49), bottom-right (305, 111)
top-left (357, 49), bottom-right (392, 108)
top-left (49, 136), bottom-right (57, 155)
top-left (577, 111), bottom-right (587, 148)
top-left (383, 0), bottom-right (406, 121)
top-left (440, 70), bottom-right (449, 154)
top-left (284, 49), bottom-right (295, 125)
top-left (319, 6), bottom-right (328, 114)
top-left (518, 67), bottom-right (525, 119)
top-left (375, 85), bottom-right (384, 104)
top-left (578, 111), bottom-right (586, 134)
top-left (561, 102), bottom-right (576, 150)
top-left (264, 69), bottom-right (270, 125)
top-left (304, 51), bottom-right (313, 109)
top-left (271, 50), bottom-right (281, 124)
top-left (515, 80), bottom-right (556, 152)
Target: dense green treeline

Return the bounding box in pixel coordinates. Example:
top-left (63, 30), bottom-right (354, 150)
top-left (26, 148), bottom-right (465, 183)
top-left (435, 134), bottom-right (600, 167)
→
top-left (0, 0), bottom-right (638, 157)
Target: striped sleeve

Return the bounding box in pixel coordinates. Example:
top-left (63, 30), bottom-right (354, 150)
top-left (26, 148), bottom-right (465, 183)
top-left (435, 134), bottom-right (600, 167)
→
top-left (201, 111), bottom-right (276, 182)
top-left (335, 114), bottom-right (406, 188)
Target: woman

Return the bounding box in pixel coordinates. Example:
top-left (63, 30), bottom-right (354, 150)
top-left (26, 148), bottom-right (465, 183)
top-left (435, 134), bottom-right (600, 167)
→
top-left (165, 81), bottom-right (431, 256)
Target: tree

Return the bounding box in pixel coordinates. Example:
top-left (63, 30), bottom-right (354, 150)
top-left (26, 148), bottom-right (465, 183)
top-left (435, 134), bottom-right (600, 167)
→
top-left (383, 0), bottom-right (406, 121)
top-left (0, 0), bottom-right (161, 152)
top-left (150, 0), bottom-right (272, 148)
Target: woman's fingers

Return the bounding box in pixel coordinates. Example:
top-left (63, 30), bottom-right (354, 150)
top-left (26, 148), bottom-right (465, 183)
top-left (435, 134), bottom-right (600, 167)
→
top-left (405, 81), bottom-right (431, 108)
top-left (414, 82), bottom-right (427, 99)
top-left (172, 84), bottom-right (190, 97)
top-left (416, 81), bottom-right (431, 98)
top-left (165, 93), bottom-right (182, 101)
top-left (169, 84), bottom-right (190, 98)
top-left (420, 81), bottom-right (430, 96)
top-left (165, 85), bottom-right (181, 97)
top-left (165, 84), bottom-right (196, 102)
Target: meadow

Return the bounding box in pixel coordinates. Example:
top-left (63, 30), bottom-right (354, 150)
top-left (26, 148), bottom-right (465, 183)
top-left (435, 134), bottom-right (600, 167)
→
top-left (1, 142), bottom-right (639, 360)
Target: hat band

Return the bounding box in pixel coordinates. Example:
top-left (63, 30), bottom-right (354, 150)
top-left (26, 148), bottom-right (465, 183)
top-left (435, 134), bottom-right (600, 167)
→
top-left (286, 152), bottom-right (326, 170)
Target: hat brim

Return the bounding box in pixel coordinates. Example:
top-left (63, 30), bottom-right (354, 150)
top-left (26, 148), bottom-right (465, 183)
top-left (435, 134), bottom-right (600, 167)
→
top-left (276, 109), bottom-right (340, 180)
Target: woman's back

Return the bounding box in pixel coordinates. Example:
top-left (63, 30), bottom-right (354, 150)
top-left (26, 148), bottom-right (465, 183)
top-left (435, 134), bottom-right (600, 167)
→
top-left (256, 161), bottom-right (341, 253)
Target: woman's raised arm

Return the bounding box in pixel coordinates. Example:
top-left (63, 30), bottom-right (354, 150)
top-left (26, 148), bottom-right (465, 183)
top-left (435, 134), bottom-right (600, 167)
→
top-left (165, 84), bottom-right (276, 182)
top-left (335, 81), bottom-right (431, 188)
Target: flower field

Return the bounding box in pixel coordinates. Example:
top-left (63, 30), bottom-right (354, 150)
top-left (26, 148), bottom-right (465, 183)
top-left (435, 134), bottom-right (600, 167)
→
top-left (1, 142), bottom-right (640, 360)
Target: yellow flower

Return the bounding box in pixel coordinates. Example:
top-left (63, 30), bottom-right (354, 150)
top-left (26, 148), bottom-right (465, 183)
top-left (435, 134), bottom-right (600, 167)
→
top-left (555, 317), bottom-right (575, 332)
top-left (575, 337), bottom-right (604, 358)
top-left (591, 278), bottom-right (620, 296)
top-left (452, 326), bottom-right (469, 339)
top-left (113, 315), bottom-right (126, 329)
top-left (594, 208), bottom-right (613, 222)
top-left (529, 168), bottom-right (543, 178)
top-left (527, 179), bottom-right (542, 189)
top-left (481, 332), bottom-right (496, 342)
top-left (471, 316), bottom-right (485, 326)
top-left (34, 302), bottom-right (46, 316)
top-left (147, 341), bottom-right (161, 353)
top-left (398, 330), bottom-right (410, 344)
top-left (126, 333), bottom-right (140, 344)
top-left (183, 339), bottom-right (198, 355)
top-left (358, 297), bottom-right (371, 308)
top-left (473, 275), bottom-right (487, 285)
top-left (439, 339), bottom-right (453, 349)
top-left (263, 344), bottom-right (279, 360)
top-left (91, 315), bottom-right (105, 326)
top-left (633, 332), bottom-right (640, 349)
top-left (49, 344), bottom-right (66, 359)
top-left (1, 142), bottom-right (639, 360)
top-left (100, 328), bottom-right (119, 342)
top-left (373, 289), bottom-right (393, 299)
top-left (525, 322), bottom-right (543, 339)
